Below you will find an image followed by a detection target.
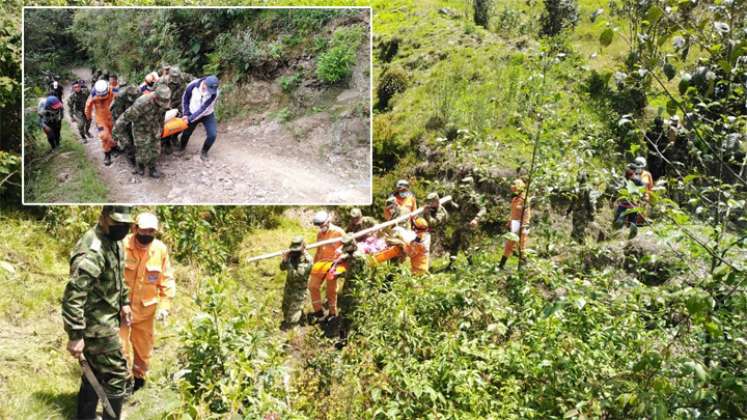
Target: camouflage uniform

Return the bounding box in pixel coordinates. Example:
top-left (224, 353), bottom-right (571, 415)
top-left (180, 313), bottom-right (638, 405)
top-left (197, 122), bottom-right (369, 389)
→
top-left (110, 85), bottom-right (142, 162)
top-left (157, 68), bottom-right (194, 150)
top-left (279, 248), bottom-right (313, 329)
top-left (449, 179), bottom-right (486, 261)
top-left (346, 211), bottom-right (378, 241)
top-left (62, 225), bottom-right (130, 398)
top-left (112, 87), bottom-right (169, 168)
top-left (423, 192), bottom-right (449, 253)
top-left (569, 181), bottom-right (595, 243)
top-left (66, 86), bottom-right (92, 141)
top-left (336, 248), bottom-right (368, 341)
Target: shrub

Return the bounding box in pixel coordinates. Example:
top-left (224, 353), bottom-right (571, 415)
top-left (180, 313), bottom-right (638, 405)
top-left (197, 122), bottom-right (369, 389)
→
top-left (376, 65), bottom-right (409, 110)
top-left (540, 0), bottom-right (579, 37)
top-left (279, 73), bottom-right (302, 93)
top-left (315, 25), bottom-right (365, 84)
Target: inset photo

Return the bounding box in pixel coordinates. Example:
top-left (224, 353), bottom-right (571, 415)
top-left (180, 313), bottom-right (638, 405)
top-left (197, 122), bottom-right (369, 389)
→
top-left (22, 7), bottom-right (371, 205)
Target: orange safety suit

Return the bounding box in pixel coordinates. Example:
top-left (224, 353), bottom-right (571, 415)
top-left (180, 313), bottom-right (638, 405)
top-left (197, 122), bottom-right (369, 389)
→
top-left (503, 194), bottom-right (531, 258)
top-left (384, 193), bottom-right (417, 221)
top-left (84, 88), bottom-right (116, 152)
top-left (308, 224), bottom-right (345, 315)
top-left (405, 231), bottom-right (431, 275)
top-left (640, 170), bottom-right (654, 200)
top-left (119, 234), bottom-right (175, 379)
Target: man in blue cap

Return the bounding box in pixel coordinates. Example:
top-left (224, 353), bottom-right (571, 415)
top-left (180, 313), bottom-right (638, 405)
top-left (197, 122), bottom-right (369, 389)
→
top-left (178, 75), bottom-right (220, 161)
top-left (37, 95), bottom-right (64, 150)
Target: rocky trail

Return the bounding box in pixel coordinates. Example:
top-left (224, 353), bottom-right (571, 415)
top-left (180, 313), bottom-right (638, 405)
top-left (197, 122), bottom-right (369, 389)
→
top-left (63, 67), bottom-right (370, 204)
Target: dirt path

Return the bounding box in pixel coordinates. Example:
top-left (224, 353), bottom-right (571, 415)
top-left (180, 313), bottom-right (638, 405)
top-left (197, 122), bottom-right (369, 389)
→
top-left (64, 67), bottom-right (370, 204)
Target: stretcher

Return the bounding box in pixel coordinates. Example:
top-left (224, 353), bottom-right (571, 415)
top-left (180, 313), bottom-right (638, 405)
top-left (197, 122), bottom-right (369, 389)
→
top-left (161, 116), bottom-right (188, 138)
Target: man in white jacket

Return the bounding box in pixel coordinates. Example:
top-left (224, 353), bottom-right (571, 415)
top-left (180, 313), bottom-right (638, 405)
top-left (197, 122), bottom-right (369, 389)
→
top-left (178, 75), bottom-right (220, 160)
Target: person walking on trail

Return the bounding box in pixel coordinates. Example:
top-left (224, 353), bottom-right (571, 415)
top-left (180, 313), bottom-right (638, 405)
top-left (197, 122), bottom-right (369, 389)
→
top-left (49, 75), bottom-right (63, 100)
top-left (109, 74), bottom-right (120, 96)
top-left (67, 81), bottom-right (92, 143)
top-left (85, 79), bottom-right (117, 166)
top-left (498, 178), bottom-right (532, 270)
top-left (448, 176), bottom-right (486, 269)
top-left (113, 85), bottom-right (171, 178)
top-left (404, 217), bottom-right (432, 275)
top-left (384, 179), bottom-right (417, 221)
top-left (62, 206), bottom-right (134, 420)
top-left (346, 208), bottom-right (378, 241)
top-left (568, 172), bottom-right (595, 244)
top-left (37, 95), bottom-right (64, 151)
top-left (139, 72), bottom-right (160, 94)
top-left (307, 211), bottom-right (346, 325)
top-left (279, 236), bottom-right (313, 331)
top-left (110, 85), bottom-right (142, 167)
top-left (335, 235), bottom-right (368, 348)
top-left (178, 75), bottom-right (221, 160)
top-left (119, 212), bottom-right (175, 394)
top-left (157, 67), bottom-right (194, 155)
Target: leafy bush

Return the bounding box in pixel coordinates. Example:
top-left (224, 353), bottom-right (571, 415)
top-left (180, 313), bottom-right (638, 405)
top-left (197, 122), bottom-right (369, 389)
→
top-left (539, 0), bottom-right (579, 37)
top-left (278, 73), bottom-right (301, 93)
top-left (315, 25), bottom-right (365, 84)
top-left (376, 64), bottom-right (408, 110)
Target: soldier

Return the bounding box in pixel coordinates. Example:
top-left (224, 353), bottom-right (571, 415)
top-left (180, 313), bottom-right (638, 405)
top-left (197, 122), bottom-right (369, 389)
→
top-left (66, 80), bottom-right (92, 143)
top-left (158, 67), bottom-right (194, 154)
top-left (110, 85), bottom-right (142, 167)
top-left (422, 192), bottom-right (448, 254)
top-left (448, 176), bottom-right (486, 269)
top-left (37, 95), bottom-right (63, 150)
top-left (113, 85), bottom-right (171, 178)
top-left (279, 236), bottom-right (313, 330)
top-left (384, 195), bottom-right (401, 222)
top-left (62, 206), bottom-right (134, 420)
top-left (346, 208), bottom-right (378, 241)
top-left (645, 116), bottom-right (666, 180)
top-left (334, 235), bottom-right (368, 347)
top-left (568, 172), bottom-right (595, 243)
top-left (499, 179), bottom-right (532, 269)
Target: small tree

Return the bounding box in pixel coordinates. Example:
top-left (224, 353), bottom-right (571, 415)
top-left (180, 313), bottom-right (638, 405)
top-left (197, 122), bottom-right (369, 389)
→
top-left (539, 0), bottom-right (579, 37)
top-left (473, 0), bottom-right (492, 28)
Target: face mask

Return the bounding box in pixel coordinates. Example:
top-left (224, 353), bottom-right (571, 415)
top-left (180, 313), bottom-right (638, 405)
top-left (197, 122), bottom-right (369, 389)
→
top-left (398, 191), bottom-right (407, 198)
top-left (136, 234), bottom-right (154, 245)
top-left (320, 225), bottom-right (329, 233)
top-left (107, 224), bottom-right (130, 241)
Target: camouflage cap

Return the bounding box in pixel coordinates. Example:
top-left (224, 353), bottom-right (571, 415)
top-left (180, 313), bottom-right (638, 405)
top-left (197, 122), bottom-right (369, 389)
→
top-left (385, 195), bottom-right (397, 204)
top-left (289, 236), bottom-right (305, 251)
top-left (102, 205), bottom-right (134, 223)
top-left (349, 208), bottom-right (362, 219)
top-left (154, 85), bottom-right (171, 105)
top-left (169, 67), bottom-right (182, 78)
top-left (123, 84), bottom-right (140, 96)
top-left (426, 192), bottom-right (439, 200)
top-left (341, 234), bottom-right (356, 249)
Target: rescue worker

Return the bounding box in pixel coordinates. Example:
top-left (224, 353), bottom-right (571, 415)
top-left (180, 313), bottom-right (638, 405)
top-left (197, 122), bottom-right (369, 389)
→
top-left (85, 79), bottom-right (117, 166)
top-left (109, 74), bottom-right (120, 96)
top-left (384, 179), bottom-right (417, 221)
top-left (568, 172), bottom-right (595, 243)
top-left (118, 212), bottom-right (174, 393)
top-left (66, 80), bottom-right (92, 143)
top-left (279, 237), bottom-right (313, 330)
top-left (334, 235), bottom-right (368, 348)
top-left (113, 85), bottom-right (171, 178)
top-left (633, 156), bottom-right (654, 200)
top-left (110, 85), bottom-right (142, 167)
top-left (37, 95), bottom-right (63, 150)
top-left (139, 72), bottom-right (159, 94)
top-left (158, 66), bottom-right (194, 154)
top-left (346, 208), bottom-right (378, 241)
top-left (498, 178), bottom-right (531, 269)
top-left (307, 211), bottom-right (346, 324)
top-left (179, 75), bottom-right (221, 160)
top-left (62, 206), bottom-right (134, 420)
top-left (448, 176), bottom-right (486, 269)
top-left (404, 217), bottom-right (432, 275)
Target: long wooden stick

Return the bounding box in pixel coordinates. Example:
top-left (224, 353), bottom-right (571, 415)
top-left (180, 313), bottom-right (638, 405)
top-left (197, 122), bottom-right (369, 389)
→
top-left (246, 195), bottom-right (453, 263)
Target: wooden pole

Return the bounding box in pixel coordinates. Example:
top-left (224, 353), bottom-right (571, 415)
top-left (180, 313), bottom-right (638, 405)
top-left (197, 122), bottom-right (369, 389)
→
top-left (246, 195), bottom-right (453, 263)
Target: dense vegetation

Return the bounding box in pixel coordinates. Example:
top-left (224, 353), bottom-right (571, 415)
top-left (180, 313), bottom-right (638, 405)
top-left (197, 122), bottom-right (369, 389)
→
top-left (2, 0), bottom-right (746, 419)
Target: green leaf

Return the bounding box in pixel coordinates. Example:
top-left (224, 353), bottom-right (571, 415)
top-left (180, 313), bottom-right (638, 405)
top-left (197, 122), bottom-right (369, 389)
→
top-left (666, 99), bottom-right (678, 115)
top-left (645, 5), bottom-right (664, 23)
top-left (663, 63), bottom-right (676, 80)
top-left (599, 29), bottom-right (614, 47)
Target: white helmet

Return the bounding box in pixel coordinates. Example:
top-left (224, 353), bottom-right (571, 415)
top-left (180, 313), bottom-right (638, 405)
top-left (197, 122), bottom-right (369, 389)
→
top-left (312, 211), bottom-right (329, 226)
top-left (93, 80), bottom-right (109, 96)
top-left (136, 212), bottom-right (159, 230)
top-left (634, 156), bottom-right (647, 169)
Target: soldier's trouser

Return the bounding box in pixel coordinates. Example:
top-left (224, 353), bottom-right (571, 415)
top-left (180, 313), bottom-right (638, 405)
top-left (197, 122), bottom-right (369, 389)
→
top-left (119, 123), bottom-right (135, 157)
top-left (119, 316), bottom-right (155, 379)
top-left (571, 213), bottom-right (588, 242)
top-left (81, 336), bottom-right (129, 398)
top-left (449, 227), bottom-right (472, 256)
top-left (308, 271), bottom-right (337, 315)
top-left (503, 220), bottom-right (529, 258)
top-left (282, 277), bottom-right (308, 324)
top-left (134, 134), bottom-right (161, 167)
top-left (73, 113), bottom-right (89, 139)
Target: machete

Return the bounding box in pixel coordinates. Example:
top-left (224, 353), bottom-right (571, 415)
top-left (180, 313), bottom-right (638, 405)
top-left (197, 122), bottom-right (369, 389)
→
top-left (79, 354), bottom-right (116, 418)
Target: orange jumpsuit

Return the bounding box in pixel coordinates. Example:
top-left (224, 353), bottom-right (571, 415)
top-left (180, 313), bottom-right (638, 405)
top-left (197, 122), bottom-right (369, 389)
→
top-left (85, 88), bottom-right (116, 152)
top-left (405, 231), bottom-right (431, 275)
top-left (119, 234), bottom-right (175, 379)
top-left (308, 224), bottom-right (345, 315)
top-left (384, 193), bottom-right (417, 221)
top-left (503, 194), bottom-right (531, 258)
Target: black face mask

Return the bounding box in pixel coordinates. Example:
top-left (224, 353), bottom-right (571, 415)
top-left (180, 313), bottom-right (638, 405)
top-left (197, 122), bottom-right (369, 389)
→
top-left (136, 234), bottom-right (155, 245)
top-left (107, 224), bottom-right (130, 241)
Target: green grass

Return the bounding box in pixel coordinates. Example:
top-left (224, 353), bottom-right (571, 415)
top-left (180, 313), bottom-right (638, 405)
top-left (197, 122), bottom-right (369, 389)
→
top-left (24, 121), bottom-right (108, 203)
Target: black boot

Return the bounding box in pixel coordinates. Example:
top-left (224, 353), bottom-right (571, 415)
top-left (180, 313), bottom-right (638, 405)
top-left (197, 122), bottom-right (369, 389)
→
top-left (324, 315), bottom-right (340, 338)
top-left (149, 166), bottom-right (161, 178)
top-left (163, 140), bottom-right (172, 155)
top-left (104, 152), bottom-right (112, 166)
top-left (127, 153), bottom-right (136, 167)
top-left (132, 163), bottom-right (145, 176)
top-left (308, 310), bottom-right (325, 325)
top-left (102, 396), bottom-right (124, 420)
top-left (178, 137), bottom-right (188, 151)
top-left (200, 143), bottom-right (213, 161)
top-left (498, 256), bottom-right (507, 270)
top-left (76, 377), bottom-right (99, 420)
top-left (133, 377), bottom-right (145, 393)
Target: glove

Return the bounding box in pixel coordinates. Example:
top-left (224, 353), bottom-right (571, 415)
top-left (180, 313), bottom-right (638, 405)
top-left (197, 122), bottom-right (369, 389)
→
top-left (156, 308), bottom-right (169, 322)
